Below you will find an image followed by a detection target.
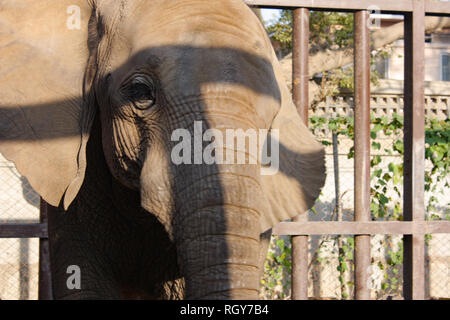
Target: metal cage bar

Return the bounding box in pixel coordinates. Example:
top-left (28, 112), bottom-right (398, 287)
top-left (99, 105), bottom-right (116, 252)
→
top-left (353, 10), bottom-right (372, 300)
top-left (38, 199), bottom-right (53, 300)
top-left (250, 0), bottom-right (450, 301)
top-left (0, 0), bottom-right (448, 301)
top-left (291, 7), bottom-right (310, 300)
top-left (403, 0), bottom-right (426, 301)
top-left (246, 0), bottom-right (450, 15)
top-left (0, 198), bottom-right (52, 299)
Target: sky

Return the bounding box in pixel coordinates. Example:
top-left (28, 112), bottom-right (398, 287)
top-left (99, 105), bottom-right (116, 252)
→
top-left (261, 9), bottom-right (281, 25)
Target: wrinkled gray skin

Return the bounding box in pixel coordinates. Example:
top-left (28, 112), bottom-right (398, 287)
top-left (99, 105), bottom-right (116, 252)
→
top-left (0, 0), bottom-right (325, 299)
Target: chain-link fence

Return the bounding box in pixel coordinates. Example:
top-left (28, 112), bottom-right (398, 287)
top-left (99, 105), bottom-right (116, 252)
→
top-left (0, 153), bottom-right (40, 300)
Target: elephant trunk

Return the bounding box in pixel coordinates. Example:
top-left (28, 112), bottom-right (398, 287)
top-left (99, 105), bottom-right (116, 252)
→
top-left (140, 93), bottom-right (268, 299)
top-left (174, 164), bottom-right (263, 299)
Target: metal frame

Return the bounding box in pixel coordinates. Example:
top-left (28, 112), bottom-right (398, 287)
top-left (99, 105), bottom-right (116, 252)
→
top-left (246, 0), bottom-right (450, 300)
top-left (0, 200), bottom-right (52, 299)
top-left (246, 0), bottom-right (450, 15)
top-left (0, 0), bottom-right (448, 301)
top-left (291, 8), bottom-right (310, 300)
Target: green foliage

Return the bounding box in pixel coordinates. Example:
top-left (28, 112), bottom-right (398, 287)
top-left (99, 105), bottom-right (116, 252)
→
top-left (266, 11), bottom-right (354, 51)
top-left (425, 118), bottom-right (449, 181)
top-left (265, 10), bottom-right (390, 105)
top-left (309, 115), bottom-right (448, 221)
top-left (337, 236), bottom-right (355, 299)
top-left (262, 114), bottom-right (449, 299)
top-left (260, 236), bottom-right (292, 299)
top-left (266, 10), bottom-right (294, 49)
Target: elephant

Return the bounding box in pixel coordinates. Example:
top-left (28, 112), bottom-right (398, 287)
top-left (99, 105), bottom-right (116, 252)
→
top-left (0, 0), bottom-right (326, 299)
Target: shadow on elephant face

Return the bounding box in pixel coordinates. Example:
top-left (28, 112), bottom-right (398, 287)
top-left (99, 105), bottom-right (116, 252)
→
top-left (0, 1), bottom-right (325, 299)
top-left (0, 44), bottom-right (325, 231)
top-left (0, 47), bottom-right (325, 299)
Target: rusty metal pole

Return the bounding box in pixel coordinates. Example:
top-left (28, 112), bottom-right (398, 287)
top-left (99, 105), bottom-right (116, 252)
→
top-left (38, 199), bottom-right (53, 300)
top-left (403, 0), bottom-right (426, 300)
top-left (353, 10), bottom-right (371, 300)
top-left (292, 8), bottom-right (309, 123)
top-left (291, 7), bottom-right (309, 300)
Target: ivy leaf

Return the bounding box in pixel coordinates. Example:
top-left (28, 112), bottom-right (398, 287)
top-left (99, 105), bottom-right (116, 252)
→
top-left (373, 169), bottom-right (383, 178)
top-left (372, 142), bottom-right (381, 150)
top-left (393, 140), bottom-right (404, 154)
top-left (371, 155), bottom-right (382, 166)
top-left (379, 194), bottom-right (389, 206)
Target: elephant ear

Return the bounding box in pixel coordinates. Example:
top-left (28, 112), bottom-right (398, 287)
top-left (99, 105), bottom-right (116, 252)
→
top-left (260, 56), bottom-right (326, 233)
top-left (0, 0), bottom-right (95, 209)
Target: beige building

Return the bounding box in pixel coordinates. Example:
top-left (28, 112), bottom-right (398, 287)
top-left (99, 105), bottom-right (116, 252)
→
top-left (375, 15), bottom-right (450, 82)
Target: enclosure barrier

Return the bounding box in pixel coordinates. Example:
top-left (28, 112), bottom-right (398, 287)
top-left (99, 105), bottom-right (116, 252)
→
top-left (246, 0), bottom-right (450, 300)
top-left (0, 0), bottom-right (449, 300)
top-left (0, 200), bottom-right (52, 299)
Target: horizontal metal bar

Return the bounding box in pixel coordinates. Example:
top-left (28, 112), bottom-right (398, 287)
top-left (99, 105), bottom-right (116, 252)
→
top-left (426, 1), bottom-right (450, 16)
top-left (273, 221), bottom-right (450, 235)
top-left (245, 0), bottom-right (450, 15)
top-left (4, 220), bottom-right (449, 238)
top-left (0, 223), bottom-right (48, 238)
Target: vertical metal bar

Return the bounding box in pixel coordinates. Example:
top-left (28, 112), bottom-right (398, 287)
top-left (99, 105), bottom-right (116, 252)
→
top-left (333, 132), bottom-right (347, 298)
top-left (292, 8), bottom-right (309, 124)
top-left (19, 238), bottom-right (30, 299)
top-left (38, 199), bottom-right (53, 300)
top-left (403, 0), bottom-right (426, 301)
top-left (291, 7), bottom-right (309, 301)
top-left (353, 10), bottom-right (371, 300)
top-left (332, 133), bottom-right (342, 222)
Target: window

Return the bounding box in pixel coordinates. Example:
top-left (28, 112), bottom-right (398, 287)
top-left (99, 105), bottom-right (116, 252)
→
top-left (442, 53), bottom-right (450, 81)
top-left (374, 57), bottom-right (389, 79)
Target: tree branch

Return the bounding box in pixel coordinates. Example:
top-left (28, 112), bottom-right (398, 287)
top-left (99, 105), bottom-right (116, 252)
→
top-left (280, 16), bottom-right (450, 78)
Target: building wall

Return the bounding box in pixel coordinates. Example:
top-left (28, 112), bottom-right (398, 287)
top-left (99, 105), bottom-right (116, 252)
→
top-left (383, 34), bottom-right (450, 82)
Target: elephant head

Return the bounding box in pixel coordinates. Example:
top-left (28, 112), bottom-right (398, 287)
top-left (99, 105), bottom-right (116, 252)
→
top-left (0, 0), bottom-right (325, 299)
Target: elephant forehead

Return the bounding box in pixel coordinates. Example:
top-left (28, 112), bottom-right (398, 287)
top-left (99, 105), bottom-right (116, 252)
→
top-left (97, 0), bottom-right (279, 94)
top-left (97, 0), bottom-right (281, 125)
top-left (111, 0), bottom-right (270, 60)
top-left (161, 47), bottom-right (279, 98)
top-left (123, 0), bottom-right (264, 46)
top-left (97, 0), bottom-right (271, 58)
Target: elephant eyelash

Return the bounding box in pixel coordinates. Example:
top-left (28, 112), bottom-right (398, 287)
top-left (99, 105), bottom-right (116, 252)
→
top-left (105, 73), bottom-right (112, 84)
top-left (121, 76), bottom-right (156, 110)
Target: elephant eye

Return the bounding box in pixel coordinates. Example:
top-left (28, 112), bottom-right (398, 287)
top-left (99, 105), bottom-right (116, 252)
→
top-left (124, 76), bottom-right (156, 110)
